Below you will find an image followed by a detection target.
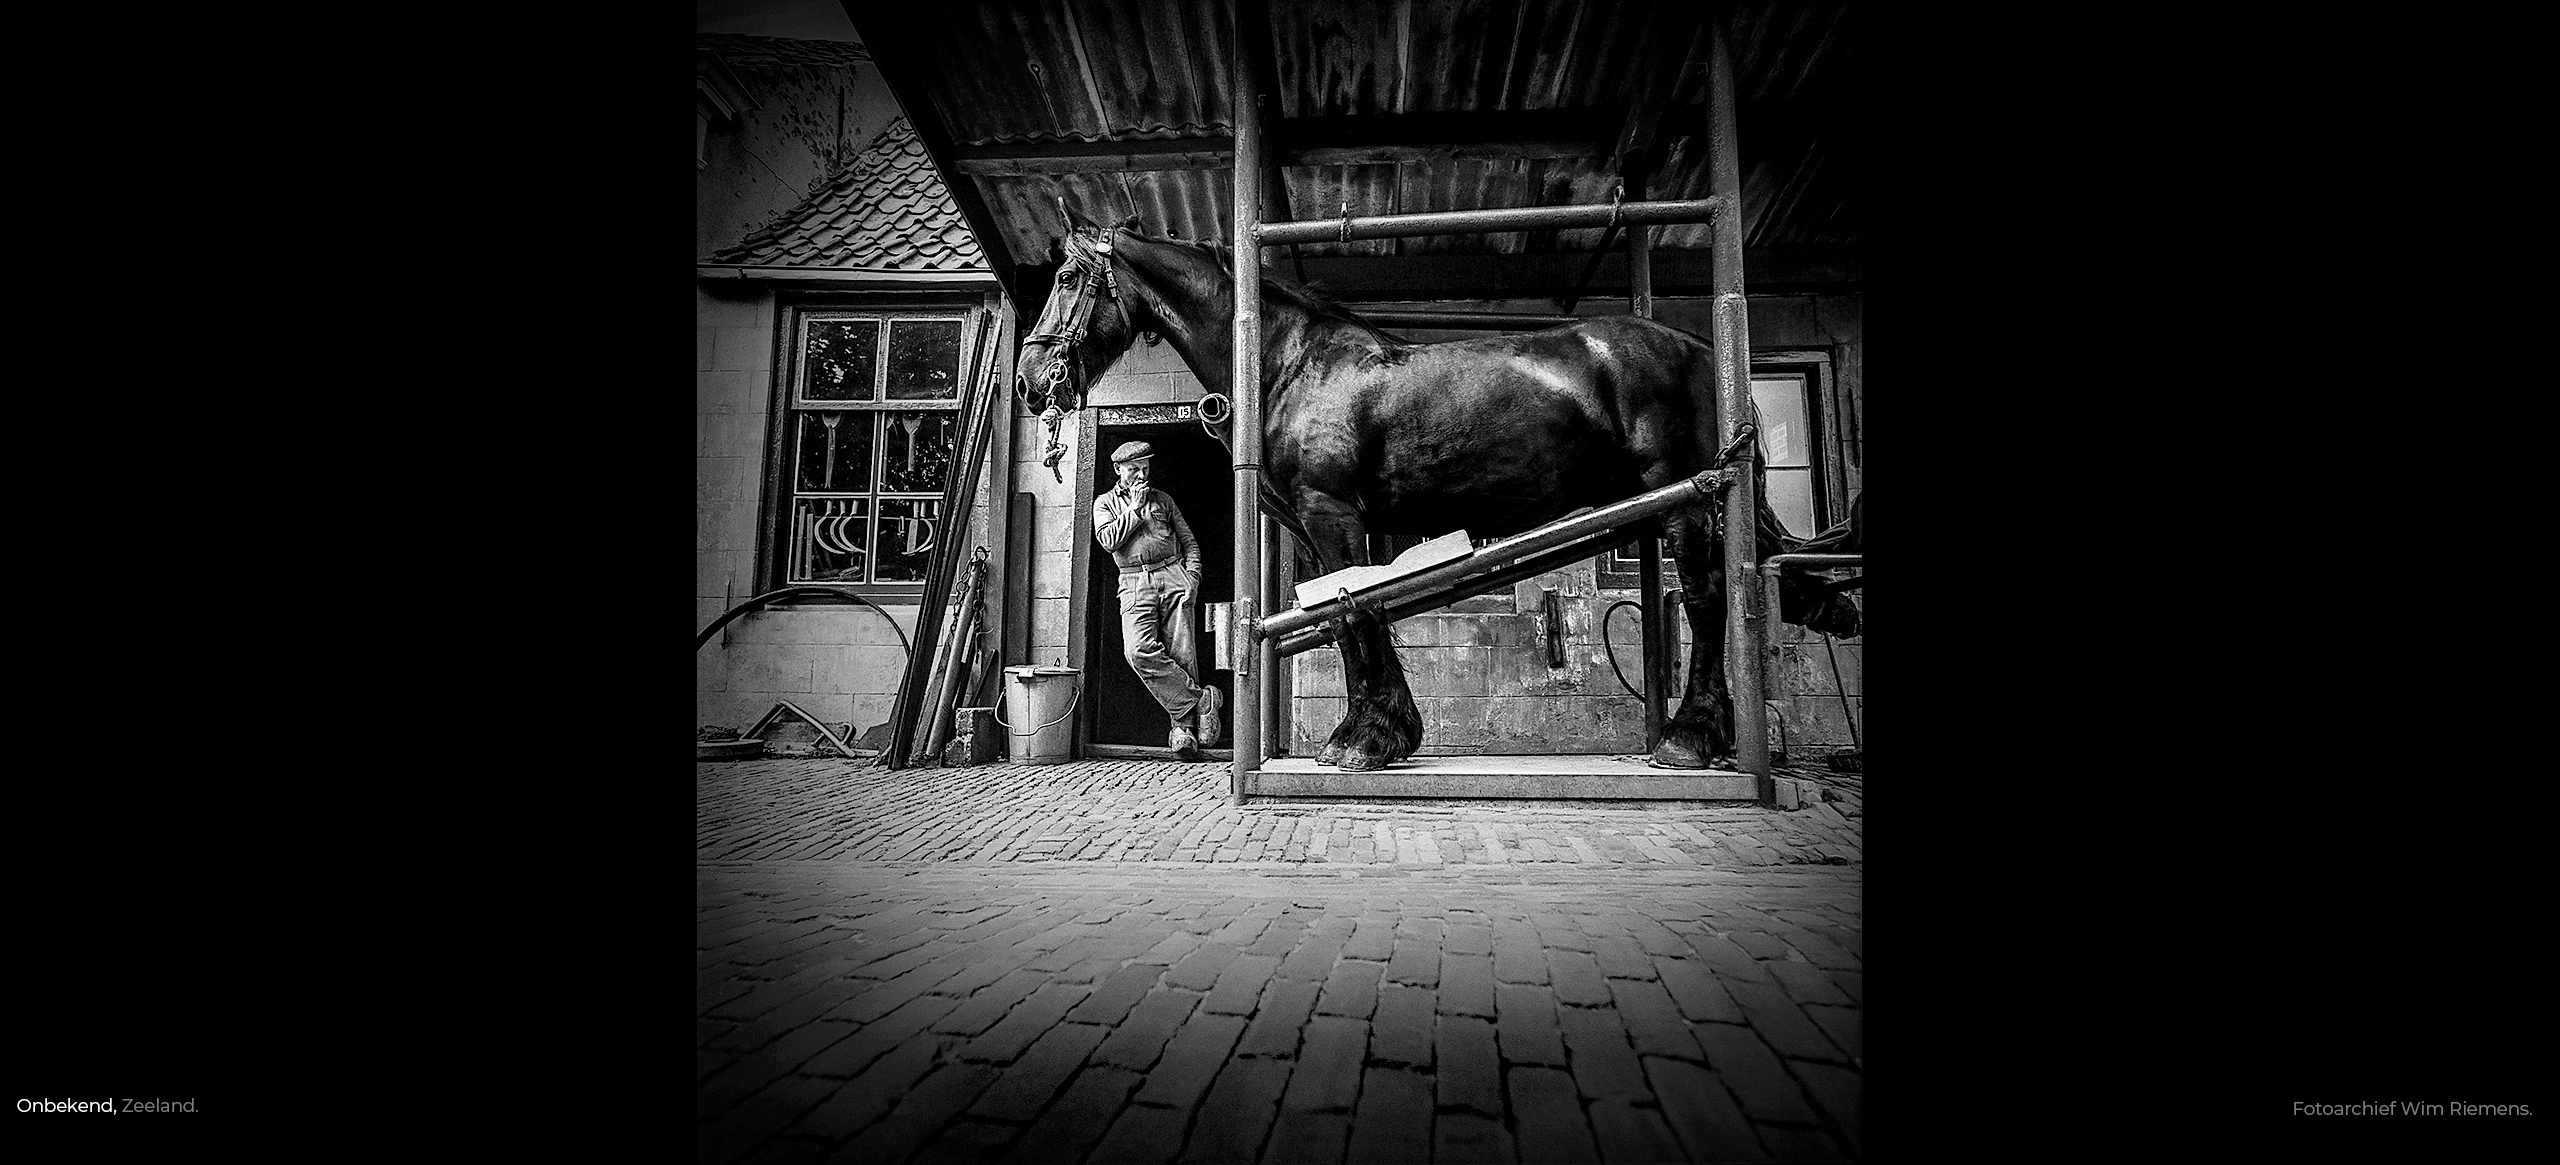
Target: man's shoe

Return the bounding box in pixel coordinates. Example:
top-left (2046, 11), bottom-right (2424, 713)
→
top-left (1169, 727), bottom-right (1199, 757)
top-left (1194, 686), bottom-right (1224, 747)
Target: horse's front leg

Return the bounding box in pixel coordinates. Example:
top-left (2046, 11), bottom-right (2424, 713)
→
top-left (1326, 599), bottom-right (1420, 771)
top-left (1296, 492), bottom-right (1422, 770)
top-left (1656, 511), bottom-right (1737, 769)
top-left (1293, 492), bottom-right (1366, 767)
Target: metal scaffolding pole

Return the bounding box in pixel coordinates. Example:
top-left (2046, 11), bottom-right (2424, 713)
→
top-left (1260, 513), bottom-right (1283, 759)
top-left (1705, 5), bottom-right (1772, 801)
top-left (1628, 170), bottom-right (1668, 752)
top-left (1228, 0), bottom-right (1264, 807)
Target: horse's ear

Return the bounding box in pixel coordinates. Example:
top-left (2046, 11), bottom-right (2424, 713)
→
top-left (1047, 238), bottom-right (1066, 264)
top-left (1115, 214), bottom-right (1143, 236)
top-left (1059, 198), bottom-right (1096, 232)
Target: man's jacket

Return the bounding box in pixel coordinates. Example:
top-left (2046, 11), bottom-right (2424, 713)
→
top-left (1093, 487), bottom-right (1200, 574)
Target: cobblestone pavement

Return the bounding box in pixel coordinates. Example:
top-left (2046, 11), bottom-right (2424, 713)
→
top-left (699, 760), bottom-right (1864, 868)
top-left (698, 759), bottom-right (1863, 1164)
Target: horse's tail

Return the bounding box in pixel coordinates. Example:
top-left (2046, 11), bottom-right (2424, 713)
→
top-left (1768, 491), bottom-right (1861, 637)
top-left (1654, 321), bottom-right (1858, 637)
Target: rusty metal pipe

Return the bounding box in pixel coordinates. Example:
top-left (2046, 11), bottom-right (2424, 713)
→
top-left (1228, 4), bottom-right (1263, 805)
top-left (1761, 553), bottom-right (1864, 569)
top-left (1255, 198), bottom-right (1719, 246)
top-left (1258, 470), bottom-right (1729, 642)
top-left (1703, 7), bottom-right (1771, 800)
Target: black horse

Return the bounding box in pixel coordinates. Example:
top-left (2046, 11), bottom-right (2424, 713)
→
top-left (1018, 210), bottom-right (1855, 771)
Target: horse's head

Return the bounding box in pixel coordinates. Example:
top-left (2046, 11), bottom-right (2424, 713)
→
top-left (1018, 206), bottom-right (1151, 418)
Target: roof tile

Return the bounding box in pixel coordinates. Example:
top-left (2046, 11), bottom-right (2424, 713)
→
top-left (706, 117), bottom-right (991, 273)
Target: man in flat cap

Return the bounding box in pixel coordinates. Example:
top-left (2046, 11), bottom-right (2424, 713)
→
top-left (1094, 440), bottom-right (1222, 756)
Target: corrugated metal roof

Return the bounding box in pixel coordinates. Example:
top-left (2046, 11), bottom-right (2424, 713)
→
top-left (707, 118), bottom-right (991, 272)
top-left (859, 0), bottom-right (1858, 278)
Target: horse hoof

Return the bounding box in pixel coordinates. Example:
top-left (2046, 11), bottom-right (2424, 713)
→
top-left (1649, 739), bottom-right (1710, 769)
top-left (1336, 746), bottom-right (1391, 772)
top-left (1316, 742), bottom-right (1343, 766)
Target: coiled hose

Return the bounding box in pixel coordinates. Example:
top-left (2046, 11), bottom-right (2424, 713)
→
top-left (695, 586), bottom-right (913, 658)
top-left (1601, 595), bottom-right (1861, 753)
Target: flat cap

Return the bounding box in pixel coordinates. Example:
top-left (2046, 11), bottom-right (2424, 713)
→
top-left (1110, 440), bottom-right (1155, 464)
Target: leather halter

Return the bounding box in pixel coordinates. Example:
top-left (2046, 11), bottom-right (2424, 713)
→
top-left (1023, 228), bottom-right (1118, 409)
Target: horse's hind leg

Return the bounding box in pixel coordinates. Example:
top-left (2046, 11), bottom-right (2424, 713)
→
top-left (1655, 509), bottom-right (1737, 769)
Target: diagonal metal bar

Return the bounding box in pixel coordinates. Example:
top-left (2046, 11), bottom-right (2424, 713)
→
top-left (1257, 470), bottom-right (1731, 644)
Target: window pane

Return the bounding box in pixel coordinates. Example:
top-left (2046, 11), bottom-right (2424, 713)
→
top-left (787, 497), bottom-right (871, 583)
top-left (880, 410), bottom-right (957, 493)
top-left (884, 319), bottom-right (964, 400)
top-left (804, 319), bottom-right (878, 401)
top-left (795, 411), bottom-right (875, 493)
top-left (872, 499), bottom-right (943, 581)
top-left (1764, 467), bottom-right (1817, 540)
top-left (1751, 374), bottom-right (1811, 468)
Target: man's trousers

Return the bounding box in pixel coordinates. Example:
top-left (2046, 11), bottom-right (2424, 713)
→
top-left (1115, 562), bottom-right (1202, 727)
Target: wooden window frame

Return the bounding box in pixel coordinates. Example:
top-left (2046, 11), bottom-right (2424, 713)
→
top-left (759, 293), bottom-right (985, 602)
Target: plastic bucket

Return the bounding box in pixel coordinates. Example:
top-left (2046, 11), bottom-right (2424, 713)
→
top-left (996, 665), bottom-right (1081, 765)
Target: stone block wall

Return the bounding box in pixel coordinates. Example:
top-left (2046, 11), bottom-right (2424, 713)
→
top-left (1288, 567), bottom-right (1653, 756)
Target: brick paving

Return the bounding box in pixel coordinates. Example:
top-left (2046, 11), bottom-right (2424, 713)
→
top-left (699, 757), bottom-right (1863, 1163)
top-left (700, 759), bottom-right (1864, 868)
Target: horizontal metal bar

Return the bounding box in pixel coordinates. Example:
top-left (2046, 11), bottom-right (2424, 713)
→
top-left (1358, 311), bottom-right (1581, 331)
top-left (1291, 247), bottom-right (1864, 299)
top-left (1258, 469), bottom-right (1729, 642)
top-left (1256, 198), bottom-right (1720, 246)
top-left (1760, 553), bottom-right (1863, 569)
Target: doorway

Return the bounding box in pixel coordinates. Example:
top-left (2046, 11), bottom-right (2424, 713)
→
top-left (1084, 420), bottom-right (1233, 754)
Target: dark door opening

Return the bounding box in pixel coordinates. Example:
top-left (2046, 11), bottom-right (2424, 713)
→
top-left (1085, 422), bottom-right (1233, 751)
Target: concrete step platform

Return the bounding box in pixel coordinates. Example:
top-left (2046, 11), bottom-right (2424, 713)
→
top-left (1244, 753), bottom-right (1759, 800)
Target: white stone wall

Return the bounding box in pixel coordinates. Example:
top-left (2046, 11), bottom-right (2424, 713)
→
top-left (695, 283), bottom-right (1003, 736)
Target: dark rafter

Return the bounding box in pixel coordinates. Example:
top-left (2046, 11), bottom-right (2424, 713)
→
top-left (947, 108), bottom-right (1627, 175)
top-left (852, 10), bottom-right (1023, 303)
